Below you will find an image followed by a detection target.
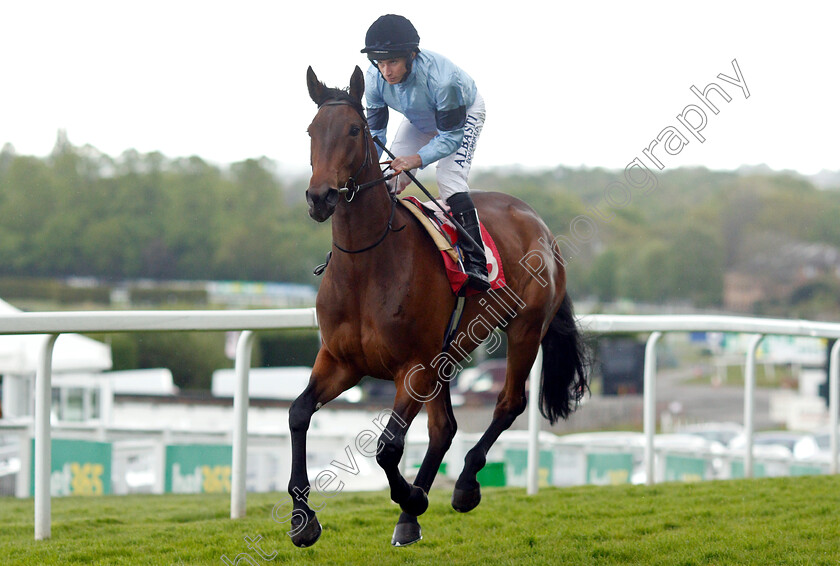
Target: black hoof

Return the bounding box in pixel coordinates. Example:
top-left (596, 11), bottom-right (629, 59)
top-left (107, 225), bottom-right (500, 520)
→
top-left (391, 516), bottom-right (423, 547)
top-left (452, 484), bottom-right (481, 513)
top-left (289, 514), bottom-right (322, 548)
top-left (399, 485), bottom-right (429, 516)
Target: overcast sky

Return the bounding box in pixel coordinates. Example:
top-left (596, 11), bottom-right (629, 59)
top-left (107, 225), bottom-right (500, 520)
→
top-left (1, 1), bottom-right (836, 176)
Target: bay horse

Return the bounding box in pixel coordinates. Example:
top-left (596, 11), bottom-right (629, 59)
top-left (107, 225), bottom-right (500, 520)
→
top-left (288, 66), bottom-right (589, 547)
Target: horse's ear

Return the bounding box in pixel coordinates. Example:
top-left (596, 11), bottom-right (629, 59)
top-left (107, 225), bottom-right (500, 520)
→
top-left (349, 66), bottom-right (365, 104)
top-left (307, 66), bottom-right (325, 105)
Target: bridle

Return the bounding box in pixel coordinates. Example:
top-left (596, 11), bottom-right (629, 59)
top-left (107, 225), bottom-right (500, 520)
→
top-left (315, 99), bottom-right (405, 254)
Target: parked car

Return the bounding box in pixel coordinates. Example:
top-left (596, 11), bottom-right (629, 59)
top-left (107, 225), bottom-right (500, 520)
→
top-left (728, 431), bottom-right (820, 460)
top-left (809, 429), bottom-right (839, 461)
top-left (815, 430), bottom-right (833, 450)
top-left (677, 422), bottom-right (744, 447)
top-left (454, 359), bottom-right (507, 405)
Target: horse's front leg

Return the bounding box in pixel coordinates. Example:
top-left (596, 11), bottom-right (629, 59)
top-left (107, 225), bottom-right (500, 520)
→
top-left (391, 384), bottom-right (457, 546)
top-left (287, 351), bottom-right (360, 547)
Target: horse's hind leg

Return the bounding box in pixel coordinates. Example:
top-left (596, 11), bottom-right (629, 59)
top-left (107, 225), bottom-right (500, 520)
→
top-left (452, 323), bottom-right (541, 513)
top-left (287, 350), bottom-right (361, 547)
top-left (391, 385), bottom-right (458, 546)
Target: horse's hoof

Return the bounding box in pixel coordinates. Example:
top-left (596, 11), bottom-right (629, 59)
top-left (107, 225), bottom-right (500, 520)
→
top-left (289, 514), bottom-right (322, 548)
top-left (399, 485), bottom-right (429, 516)
top-left (391, 519), bottom-right (423, 547)
top-left (452, 484), bottom-right (481, 513)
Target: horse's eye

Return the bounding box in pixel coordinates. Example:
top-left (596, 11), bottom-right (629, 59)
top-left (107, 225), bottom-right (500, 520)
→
top-left (349, 125), bottom-right (361, 137)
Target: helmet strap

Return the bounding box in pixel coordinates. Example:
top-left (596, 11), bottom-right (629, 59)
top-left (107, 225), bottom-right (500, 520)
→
top-left (405, 51), bottom-right (418, 75)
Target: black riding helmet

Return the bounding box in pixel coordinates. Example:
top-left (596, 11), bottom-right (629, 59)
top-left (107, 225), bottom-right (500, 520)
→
top-left (361, 14), bottom-right (420, 65)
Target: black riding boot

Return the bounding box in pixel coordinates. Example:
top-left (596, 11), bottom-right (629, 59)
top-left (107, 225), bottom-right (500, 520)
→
top-left (447, 192), bottom-right (491, 293)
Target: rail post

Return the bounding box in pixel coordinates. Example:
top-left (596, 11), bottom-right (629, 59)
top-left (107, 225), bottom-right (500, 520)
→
top-left (643, 331), bottom-right (663, 486)
top-left (830, 339), bottom-right (839, 474)
top-left (526, 346), bottom-right (544, 495)
top-left (34, 334), bottom-right (59, 540)
top-left (231, 330), bottom-right (256, 518)
top-left (743, 334), bottom-right (764, 478)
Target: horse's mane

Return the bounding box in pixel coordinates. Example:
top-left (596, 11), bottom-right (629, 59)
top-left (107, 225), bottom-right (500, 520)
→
top-left (315, 84), bottom-right (366, 117)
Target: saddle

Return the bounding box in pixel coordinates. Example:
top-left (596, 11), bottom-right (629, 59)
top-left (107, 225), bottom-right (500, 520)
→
top-left (399, 196), bottom-right (506, 297)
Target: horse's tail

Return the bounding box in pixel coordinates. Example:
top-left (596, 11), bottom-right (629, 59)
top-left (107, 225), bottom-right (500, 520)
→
top-left (539, 293), bottom-right (591, 425)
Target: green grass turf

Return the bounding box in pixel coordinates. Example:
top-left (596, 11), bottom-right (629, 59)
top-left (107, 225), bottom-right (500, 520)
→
top-left (2, 476), bottom-right (839, 565)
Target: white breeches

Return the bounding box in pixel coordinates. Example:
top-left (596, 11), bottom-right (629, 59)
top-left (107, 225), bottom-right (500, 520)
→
top-left (388, 92), bottom-right (485, 201)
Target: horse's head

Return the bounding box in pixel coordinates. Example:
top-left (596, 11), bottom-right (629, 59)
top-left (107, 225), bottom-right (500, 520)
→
top-left (305, 66), bottom-right (368, 222)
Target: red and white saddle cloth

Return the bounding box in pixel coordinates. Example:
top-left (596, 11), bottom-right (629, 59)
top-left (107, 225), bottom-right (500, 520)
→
top-left (399, 196), bottom-right (507, 296)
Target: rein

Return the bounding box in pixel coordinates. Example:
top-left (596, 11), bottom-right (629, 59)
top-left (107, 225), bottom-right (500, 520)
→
top-left (317, 99), bottom-right (404, 256)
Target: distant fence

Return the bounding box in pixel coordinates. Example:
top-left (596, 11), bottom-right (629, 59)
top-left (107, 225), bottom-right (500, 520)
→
top-left (1, 424), bottom-right (830, 499)
top-left (578, 314), bottom-right (840, 489)
top-left (1, 308), bottom-right (839, 541)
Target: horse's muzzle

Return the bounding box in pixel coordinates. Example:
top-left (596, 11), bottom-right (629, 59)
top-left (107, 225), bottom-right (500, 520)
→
top-left (306, 187), bottom-right (340, 222)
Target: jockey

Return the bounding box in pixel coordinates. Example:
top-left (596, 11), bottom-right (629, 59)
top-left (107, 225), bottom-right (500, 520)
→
top-left (361, 14), bottom-right (491, 292)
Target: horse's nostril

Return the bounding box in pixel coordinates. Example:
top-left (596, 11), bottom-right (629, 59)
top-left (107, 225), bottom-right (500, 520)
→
top-left (325, 188), bottom-right (340, 207)
top-left (306, 188), bottom-right (340, 207)
top-left (306, 187), bottom-right (340, 222)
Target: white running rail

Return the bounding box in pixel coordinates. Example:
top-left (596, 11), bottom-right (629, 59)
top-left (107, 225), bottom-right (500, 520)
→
top-left (0, 309), bottom-right (838, 539)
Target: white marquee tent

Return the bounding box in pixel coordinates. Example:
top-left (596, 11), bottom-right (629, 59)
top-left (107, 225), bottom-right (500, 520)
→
top-left (0, 297), bottom-right (112, 419)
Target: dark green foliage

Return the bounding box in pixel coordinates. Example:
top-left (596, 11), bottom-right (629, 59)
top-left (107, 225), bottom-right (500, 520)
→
top-left (0, 277), bottom-right (110, 305)
top-left (88, 331), bottom-right (232, 391)
top-left (2, 137), bottom-right (839, 314)
top-left (127, 287), bottom-right (207, 306)
top-left (475, 166), bottom-right (840, 313)
top-left (131, 332), bottom-right (231, 390)
top-left (258, 329), bottom-right (321, 367)
top-left (0, 139), bottom-right (330, 284)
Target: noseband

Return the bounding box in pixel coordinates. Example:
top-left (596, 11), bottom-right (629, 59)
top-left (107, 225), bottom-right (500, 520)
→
top-left (315, 99), bottom-right (404, 255)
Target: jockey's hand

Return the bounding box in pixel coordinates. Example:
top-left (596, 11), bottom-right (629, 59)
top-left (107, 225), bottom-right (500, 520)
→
top-left (389, 154), bottom-right (422, 174)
